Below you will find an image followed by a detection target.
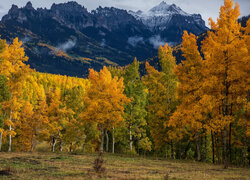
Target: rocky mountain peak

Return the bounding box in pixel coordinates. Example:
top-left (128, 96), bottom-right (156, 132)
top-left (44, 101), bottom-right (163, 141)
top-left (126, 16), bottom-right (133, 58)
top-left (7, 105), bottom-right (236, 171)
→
top-left (51, 1), bottom-right (88, 14)
top-left (9, 4), bottom-right (19, 13)
top-left (92, 6), bottom-right (129, 17)
top-left (150, 1), bottom-right (170, 12)
top-left (24, 1), bottom-right (34, 10)
top-left (148, 2), bottom-right (189, 16)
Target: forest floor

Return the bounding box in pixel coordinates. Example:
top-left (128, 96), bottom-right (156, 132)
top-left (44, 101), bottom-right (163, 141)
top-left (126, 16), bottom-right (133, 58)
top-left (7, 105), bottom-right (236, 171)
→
top-left (0, 152), bottom-right (249, 180)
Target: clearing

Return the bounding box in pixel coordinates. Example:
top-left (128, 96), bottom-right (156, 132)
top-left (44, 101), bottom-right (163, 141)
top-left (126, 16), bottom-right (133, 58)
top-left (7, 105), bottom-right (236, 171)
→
top-left (0, 152), bottom-right (249, 179)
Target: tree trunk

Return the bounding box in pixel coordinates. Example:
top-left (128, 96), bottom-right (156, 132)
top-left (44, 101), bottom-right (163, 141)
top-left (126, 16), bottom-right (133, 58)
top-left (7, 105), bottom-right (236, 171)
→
top-left (0, 131), bottom-right (2, 151)
top-left (196, 133), bottom-right (201, 161)
top-left (223, 127), bottom-right (228, 168)
top-left (242, 125), bottom-right (247, 167)
top-left (8, 125), bottom-right (12, 152)
top-left (100, 124), bottom-right (104, 153)
top-left (60, 140), bottom-right (63, 152)
top-left (112, 127), bottom-right (115, 154)
top-left (204, 132), bottom-right (207, 162)
top-left (8, 111), bottom-right (13, 152)
top-left (70, 143), bottom-right (73, 152)
top-left (182, 140), bottom-right (191, 159)
top-left (176, 142), bottom-right (181, 159)
top-left (31, 129), bottom-right (36, 152)
top-left (222, 53), bottom-right (229, 168)
top-left (31, 135), bottom-right (34, 152)
top-left (229, 123), bottom-right (232, 164)
top-left (83, 142), bottom-right (86, 153)
top-left (105, 129), bottom-right (109, 152)
top-left (211, 131), bottom-right (215, 164)
top-left (52, 137), bottom-right (57, 152)
top-left (83, 135), bottom-right (87, 153)
top-left (171, 140), bottom-right (174, 159)
top-left (129, 126), bottom-right (133, 151)
top-left (248, 145), bottom-right (250, 166)
top-left (216, 134), bottom-right (221, 163)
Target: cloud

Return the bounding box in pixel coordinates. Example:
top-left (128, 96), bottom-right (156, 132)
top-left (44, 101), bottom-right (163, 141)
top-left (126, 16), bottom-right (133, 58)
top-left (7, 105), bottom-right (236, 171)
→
top-left (127, 36), bottom-right (144, 47)
top-left (100, 38), bottom-right (106, 47)
top-left (149, 35), bottom-right (166, 49)
top-left (56, 39), bottom-right (76, 52)
top-left (20, 36), bottom-right (32, 44)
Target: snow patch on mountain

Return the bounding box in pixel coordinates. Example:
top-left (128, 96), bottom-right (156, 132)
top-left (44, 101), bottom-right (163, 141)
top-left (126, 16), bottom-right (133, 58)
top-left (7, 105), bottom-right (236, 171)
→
top-left (129, 1), bottom-right (206, 33)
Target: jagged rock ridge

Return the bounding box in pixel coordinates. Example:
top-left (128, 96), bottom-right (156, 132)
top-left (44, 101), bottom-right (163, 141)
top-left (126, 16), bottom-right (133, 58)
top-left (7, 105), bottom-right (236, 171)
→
top-left (0, 1), bottom-right (208, 77)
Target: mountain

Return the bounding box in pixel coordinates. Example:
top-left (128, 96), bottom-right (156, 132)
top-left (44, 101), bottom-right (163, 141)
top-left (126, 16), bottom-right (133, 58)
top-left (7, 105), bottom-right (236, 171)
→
top-left (238, 15), bottom-right (250, 27)
top-left (0, 1), bottom-right (208, 77)
top-left (129, 1), bottom-right (208, 43)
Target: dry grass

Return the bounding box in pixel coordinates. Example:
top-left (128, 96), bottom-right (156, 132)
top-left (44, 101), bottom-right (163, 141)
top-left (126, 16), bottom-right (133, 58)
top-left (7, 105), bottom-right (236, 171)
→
top-left (0, 152), bottom-right (249, 179)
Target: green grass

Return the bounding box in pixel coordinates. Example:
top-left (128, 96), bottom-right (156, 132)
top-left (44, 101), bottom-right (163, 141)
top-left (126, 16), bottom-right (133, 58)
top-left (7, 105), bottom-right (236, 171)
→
top-left (0, 152), bottom-right (249, 179)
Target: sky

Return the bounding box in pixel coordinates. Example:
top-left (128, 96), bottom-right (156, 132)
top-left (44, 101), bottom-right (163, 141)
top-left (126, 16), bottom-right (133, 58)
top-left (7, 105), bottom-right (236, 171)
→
top-left (0, 0), bottom-right (249, 26)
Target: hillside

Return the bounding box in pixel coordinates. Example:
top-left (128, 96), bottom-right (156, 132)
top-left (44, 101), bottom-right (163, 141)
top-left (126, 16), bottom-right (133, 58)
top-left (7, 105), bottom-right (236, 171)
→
top-left (0, 1), bottom-right (208, 77)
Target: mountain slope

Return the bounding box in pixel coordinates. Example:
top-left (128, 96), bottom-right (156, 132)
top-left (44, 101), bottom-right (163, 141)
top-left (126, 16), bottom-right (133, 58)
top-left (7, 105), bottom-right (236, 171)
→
top-left (0, 1), bottom-right (208, 77)
top-left (129, 1), bottom-right (208, 43)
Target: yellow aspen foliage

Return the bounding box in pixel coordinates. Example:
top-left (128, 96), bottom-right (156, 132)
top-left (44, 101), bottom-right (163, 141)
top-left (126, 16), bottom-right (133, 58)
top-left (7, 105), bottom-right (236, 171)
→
top-left (143, 44), bottom-right (177, 149)
top-left (202, 0), bottom-right (248, 131)
top-left (16, 101), bottom-right (34, 151)
top-left (84, 66), bottom-right (129, 152)
top-left (201, 0), bottom-right (249, 167)
top-left (0, 38), bottom-right (31, 151)
top-left (47, 87), bottom-right (65, 152)
top-left (170, 31), bottom-right (205, 139)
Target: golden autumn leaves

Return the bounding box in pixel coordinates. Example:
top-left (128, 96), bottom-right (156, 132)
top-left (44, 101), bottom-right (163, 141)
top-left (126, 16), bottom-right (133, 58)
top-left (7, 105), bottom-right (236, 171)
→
top-left (0, 0), bottom-right (248, 167)
top-left (83, 67), bottom-right (130, 152)
top-left (170, 0), bottom-right (249, 167)
top-left (0, 38), bottom-right (91, 152)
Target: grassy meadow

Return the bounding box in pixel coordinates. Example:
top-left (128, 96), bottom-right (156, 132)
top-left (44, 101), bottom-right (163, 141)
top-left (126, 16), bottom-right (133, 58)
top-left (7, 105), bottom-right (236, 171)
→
top-left (0, 152), bottom-right (249, 180)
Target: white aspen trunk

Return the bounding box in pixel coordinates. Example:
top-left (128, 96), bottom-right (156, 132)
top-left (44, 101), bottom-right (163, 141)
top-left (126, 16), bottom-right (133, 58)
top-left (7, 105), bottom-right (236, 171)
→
top-left (60, 140), bottom-right (63, 152)
top-left (52, 137), bottom-right (57, 152)
top-left (8, 111), bottom-right (13, 152)
top-left (8, 125), bottom-right (12, 152)
top-left (31, 135), bottom-right (34, 152)
top-left (105, 129), bottom-right (109, 152)
top-left (100, 124), bottom-right (104, 153)
top-left (112, 127), bottom-right (115, 154)
top-left (0, 131), bottom-right (2, 151)
top-left (196, 133), bottom-right (201, 161)
top-left (83, 136), bottom-right (87, 153)
top-left (129, 126), bottom-right (133, 151)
